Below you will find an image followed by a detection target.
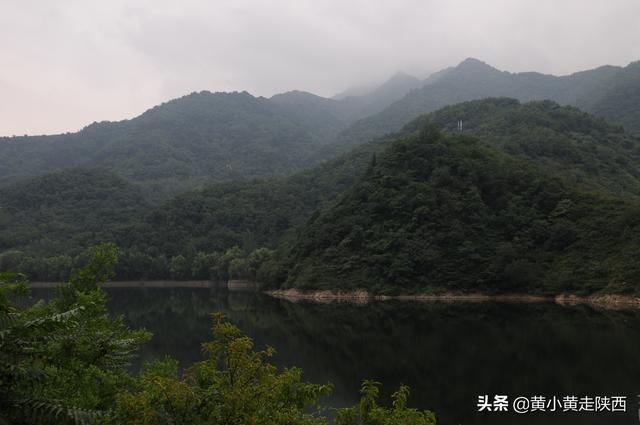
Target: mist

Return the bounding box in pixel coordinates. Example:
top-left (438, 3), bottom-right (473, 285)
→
top-left (1, 0), bottom-right (639, 136)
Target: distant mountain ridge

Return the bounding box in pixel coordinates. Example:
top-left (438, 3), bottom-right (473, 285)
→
top-left (271, 71), bottom-right (423, 125)
top-left (325, 58), bottom-right (640, 154)
top-left (0, 72), bottom-right (426, 199)
top-left (3, 58), bottom-right (638, 201)
top-left (0, 91), bottom-right (341, 199)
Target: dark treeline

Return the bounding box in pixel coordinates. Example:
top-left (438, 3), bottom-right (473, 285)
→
top-left (0, 246), bottom-right (275, 283)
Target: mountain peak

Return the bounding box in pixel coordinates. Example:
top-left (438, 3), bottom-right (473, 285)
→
top-left (383, 71), bottom-right (420, 84)
top-left (270, 90), bottom-right (326, 102)
top-left (373, 72), bottom-right (421, 95)
top-left (455, 57), bottom-right (498, 72)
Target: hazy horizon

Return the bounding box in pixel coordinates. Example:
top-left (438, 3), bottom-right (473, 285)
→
top-left (2, 0), bottom-right (639, 136)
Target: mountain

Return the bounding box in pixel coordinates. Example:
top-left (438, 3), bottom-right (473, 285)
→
top-left (4, 99), bottom-right (640, 283)
top-left (273, 72), bottom-right (423, 126)
top-left (0, 122), bottom-right (403, 271)
top-left (269, 90), bottom-right (347, 137)
top-left (337, 72), bottom-right (423, 121)
top-left (580, 61), bottom-right (640, 133)
top-left (423, 98), bottom-right (640, 198)
top-left (326, 58), bottom-right (640, 154)
top-left (0, 72), bottom-right (429, 201)
top-left (332, 83), bottom-right (378, 100)
top-left (271, 126), bottom-right (640, 294)
top-left (118, 130), bottom-right (402, 259)
top-left (0, 91), bottom-right (341, 199)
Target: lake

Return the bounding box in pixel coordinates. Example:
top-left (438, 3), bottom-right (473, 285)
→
top-left (30, 285), bottom-right (640, 425)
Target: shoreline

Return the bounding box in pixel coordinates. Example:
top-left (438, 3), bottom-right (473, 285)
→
top-left (265, 289), bottom-right (640, 310)
top-left (29, 280), bottom-right (255, 290)
top-left (27, 281), bottom-right (640, 310)
top-left (29, 280), bottom-right (219, 289)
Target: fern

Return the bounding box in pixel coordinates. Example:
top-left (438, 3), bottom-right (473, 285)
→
top-left (23, 306), bottom-right (84, 328)
top-left (14, 398), bottom-right (105, 425)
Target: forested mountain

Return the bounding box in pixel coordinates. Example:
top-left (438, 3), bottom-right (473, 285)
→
top-left (271, 127), bottom-right (640, 294)
top-left (582, 62), bottom-right (640, 134)
top-left (327, 58), bottom-right (640, 154)
top-left (3, 98), bottom-right (640, 283)
top-left (269, 90), bottom-right (348, 137)
top-left (0, 124), bottom-right (403, 280)
top-left (0, 72), bottom-right (427, 201)
top-left (424, 98), bottom-right (640, 198)
top-left (121, 134), bottom-right (397, 258)
top-left (0, 91), bottom-right (344, 199)
top-left (0, 131), bottom-right (403, 281)
top-left (2, 59), bottom-right (636, 204)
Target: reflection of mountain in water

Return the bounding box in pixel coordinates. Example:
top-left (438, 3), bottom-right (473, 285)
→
top-left (28, 286), bottom-right (640, 425)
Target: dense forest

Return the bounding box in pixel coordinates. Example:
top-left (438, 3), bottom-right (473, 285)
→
top-left (424, 98), bottom-right (640, 198)
top-left (2, 58), bottom-right (640, 294)
top-left (0, 169), bottom-right (149, 258)
top-left (3, 98), bottom-right (640, 291)
top-left (269, 126), bottom-right (640, 294)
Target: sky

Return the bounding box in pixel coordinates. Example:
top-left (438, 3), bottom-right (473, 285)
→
top-left (1, 0), bottom-right (639, 136)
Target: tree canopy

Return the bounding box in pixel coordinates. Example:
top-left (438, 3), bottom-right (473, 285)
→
top-left (268, 126), bottom-right (640, 294)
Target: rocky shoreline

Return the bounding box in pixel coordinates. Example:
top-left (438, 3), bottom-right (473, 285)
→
top-left (265, 289), bottom-right (640, 310)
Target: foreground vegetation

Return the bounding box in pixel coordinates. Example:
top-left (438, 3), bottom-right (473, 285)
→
top-left (0, 244), bottom-right (435, 424)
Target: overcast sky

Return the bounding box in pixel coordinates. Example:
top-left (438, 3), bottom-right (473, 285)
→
top-left (1, 0), bottom-right (639, 136)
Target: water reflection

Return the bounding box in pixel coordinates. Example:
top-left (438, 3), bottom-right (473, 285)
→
top-left (29, 286), bottom-right (640, 425)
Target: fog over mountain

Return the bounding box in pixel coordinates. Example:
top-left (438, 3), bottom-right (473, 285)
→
top-left (2, 0), bottom-right (639, 136)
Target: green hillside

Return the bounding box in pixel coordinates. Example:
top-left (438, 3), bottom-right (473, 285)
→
top-left (119, 131), bottom-right (401, 258)
top-left (0, 168), bottom-right (147, 257)
top-left (272, 126), bottom-right (640, 294)
top-left (0, 91), bottom-right (340, 199)
top-left (0, 73), bottom-right (424, 202)
top-left (0, 128), bottom-right (402, 280)
top-left (424, 98), bottom-right (640, 198)
top-left (582, 61), bottom-right (640, 134)
top-left (4, 99), bottom-right (640, 285)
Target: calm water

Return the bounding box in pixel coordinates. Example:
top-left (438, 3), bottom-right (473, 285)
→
top-left (30, 286), bottom-right (640, 425)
